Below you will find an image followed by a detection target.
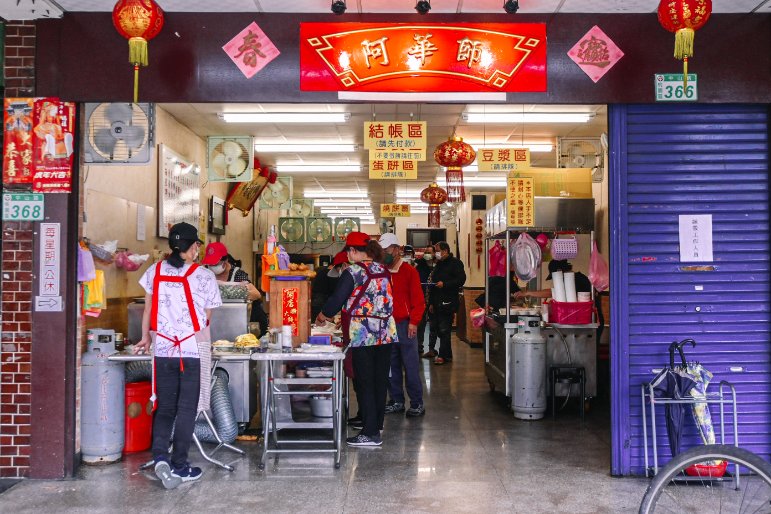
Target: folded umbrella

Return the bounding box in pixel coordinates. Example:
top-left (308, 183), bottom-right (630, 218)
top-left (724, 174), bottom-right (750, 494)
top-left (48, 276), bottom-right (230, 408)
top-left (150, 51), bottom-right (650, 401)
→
top-left (650, 342), bottom-right (697, 456)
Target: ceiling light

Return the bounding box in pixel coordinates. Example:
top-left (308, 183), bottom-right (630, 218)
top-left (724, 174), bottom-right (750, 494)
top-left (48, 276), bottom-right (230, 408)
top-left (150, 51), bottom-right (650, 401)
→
top-left (467, 143), bottom-right (553, 153)
top-left (275, 164), bottom-right (361, 173)
top-left (503, 0), bottom-right (519, 14)
top-left (304, 191), bottom-right (369, 199)
top-left (436, 178), bottom-right (507, 188)
top-left (219, 112), bottom-right (351, 124)
top-left (254, 144), bottom-right (358, 153)
top-left (415, 0), bottom-right (431, 14)
top-left (331, 0), bottom-right (346, 15)
top-left (313, 200), bottom-right (371, 207)
top-left (462, 112), bottom-right (595, 124)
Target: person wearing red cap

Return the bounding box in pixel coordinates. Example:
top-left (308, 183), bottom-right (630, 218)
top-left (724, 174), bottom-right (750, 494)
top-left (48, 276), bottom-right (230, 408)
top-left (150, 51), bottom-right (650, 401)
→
top-left (311, 251), bottom-right (349, 321)
top-left (202, 241), bottom-right (267, 336)
top-left (316, 232), bottom-right (397, 447)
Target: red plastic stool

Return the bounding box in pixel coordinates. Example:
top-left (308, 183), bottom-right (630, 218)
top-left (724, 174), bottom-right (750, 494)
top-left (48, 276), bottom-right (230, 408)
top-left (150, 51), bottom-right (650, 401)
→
top-left (124, 381), bottom-right (153, 453)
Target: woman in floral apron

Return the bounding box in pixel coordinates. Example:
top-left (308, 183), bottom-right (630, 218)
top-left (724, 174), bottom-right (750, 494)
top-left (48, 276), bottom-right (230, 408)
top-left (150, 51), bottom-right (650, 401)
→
top-left (134, 222), bottom-right (222, 489)
top-left (317, 232), bottom-right (397, 447)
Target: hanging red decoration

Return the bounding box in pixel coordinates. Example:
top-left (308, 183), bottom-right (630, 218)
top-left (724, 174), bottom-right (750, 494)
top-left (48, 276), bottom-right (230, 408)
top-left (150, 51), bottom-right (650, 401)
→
top-left (112, 0), bottom-right (165, 103)
top-left (420, 182), bottom-right (448, 228)
top-left (657, 0), bottom-right (711, 90)
top-left (434, 135), bottom-right (476, 203)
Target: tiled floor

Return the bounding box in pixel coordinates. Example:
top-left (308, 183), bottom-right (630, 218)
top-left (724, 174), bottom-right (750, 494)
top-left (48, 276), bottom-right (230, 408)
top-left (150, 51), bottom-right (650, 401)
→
top-left (0, 337), bottom-right (650, 513)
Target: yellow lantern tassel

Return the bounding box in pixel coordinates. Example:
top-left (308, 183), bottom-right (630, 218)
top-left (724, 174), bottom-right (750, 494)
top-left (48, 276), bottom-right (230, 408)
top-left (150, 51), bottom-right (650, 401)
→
top-left (128, 37), bottom-right (149, 67)
top-left (673, 28), bottom-right (694, 60)
top-left (133, 64), bottom-right (139, 103)
top-left (682, 57), bottom-right (689, 91)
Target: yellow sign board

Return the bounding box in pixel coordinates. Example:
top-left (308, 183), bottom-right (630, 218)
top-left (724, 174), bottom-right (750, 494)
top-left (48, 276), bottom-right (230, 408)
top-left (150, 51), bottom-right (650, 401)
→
top-left (364, 121), bottom-right (427, 161)
top-left (380, 204), bottom-right (411, 217)
top-left (368, 159), bottom-right (418, 179)
top-left (477, 147), bottom-right (531, 172)
top-left (370, 149), bottom-right (426, 161)
top-left (506, 175), bottom-right (534, 227)
top-left (508, 167), bottom-right (593, 198)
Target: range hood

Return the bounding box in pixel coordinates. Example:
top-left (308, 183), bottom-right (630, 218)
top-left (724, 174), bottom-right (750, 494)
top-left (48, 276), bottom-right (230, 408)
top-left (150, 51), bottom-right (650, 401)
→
top-left (485, 197), bottom-right (595, 236)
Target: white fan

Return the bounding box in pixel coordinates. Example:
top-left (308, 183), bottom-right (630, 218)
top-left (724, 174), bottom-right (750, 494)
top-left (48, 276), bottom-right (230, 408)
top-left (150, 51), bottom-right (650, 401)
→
top-left (558, 137), bottom-right (604, 183)
top-left (306, 217), bottom-right (334, 243)
top-left (278, 217), bottom-right (306, 243)
top-left (84, 103), bottom-right (154, 164)
top-left (335, 217), bottom-right (360, 239)
top-left (207, 136), bottom-right (253, 182)
top-left (290, 198), bottom-right (314, 217)
top-left (259, 176), bottom-right (293, 210)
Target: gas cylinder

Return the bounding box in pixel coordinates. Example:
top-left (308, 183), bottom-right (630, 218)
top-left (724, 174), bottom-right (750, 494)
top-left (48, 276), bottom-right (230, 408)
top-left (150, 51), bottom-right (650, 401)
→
top-left (81, 329), bottom-right (125, 464)
top-left (511, 316), bottom-right (547, 420)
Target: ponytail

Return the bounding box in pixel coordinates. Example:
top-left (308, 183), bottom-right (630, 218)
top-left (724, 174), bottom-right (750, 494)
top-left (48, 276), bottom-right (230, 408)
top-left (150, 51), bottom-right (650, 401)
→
top-left (365, 240), bottom-right (384, 263)
top-left (167, 239), bottom-right (195, 268)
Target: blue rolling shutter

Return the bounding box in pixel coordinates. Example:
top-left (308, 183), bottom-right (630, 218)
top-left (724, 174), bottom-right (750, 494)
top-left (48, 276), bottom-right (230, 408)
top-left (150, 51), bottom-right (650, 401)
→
top-left (610, 104), bottom-right (770, 476)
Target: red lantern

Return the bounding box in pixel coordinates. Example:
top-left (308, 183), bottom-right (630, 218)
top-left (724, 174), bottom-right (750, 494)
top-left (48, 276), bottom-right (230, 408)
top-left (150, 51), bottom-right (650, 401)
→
top-left (657, 0), bottom-right (711, 89)
top-left (112, 0), bottom-right (165, 103)
top-left (434, 135), bottom-right (476, 204)
top-left (420, 182), bottom-right (448, 228)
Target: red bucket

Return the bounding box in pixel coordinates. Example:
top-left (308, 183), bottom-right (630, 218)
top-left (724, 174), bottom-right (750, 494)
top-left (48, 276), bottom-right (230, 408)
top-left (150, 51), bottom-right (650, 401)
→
top-left (124, 381), bottom-right (153, 453)
top-left (549, 300), bottom-right (593, 325)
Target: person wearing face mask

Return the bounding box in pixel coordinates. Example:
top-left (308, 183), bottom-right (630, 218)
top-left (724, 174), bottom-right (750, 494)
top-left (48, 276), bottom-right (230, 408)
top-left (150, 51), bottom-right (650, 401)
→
top-left (379, 233), bottom-right (426, 417)
top-left (311, 251), bottom-right (348, 320)
top-left (202, 242), bottom-right (267, 337)
top-left (427, 241), bottom-right (466, 365)
top-left (415, 247), bottom-right (439, 358)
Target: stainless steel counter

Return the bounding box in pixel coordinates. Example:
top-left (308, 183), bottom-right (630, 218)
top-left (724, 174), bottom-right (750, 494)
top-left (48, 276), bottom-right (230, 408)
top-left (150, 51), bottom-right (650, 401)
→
top-left (127, 300), bottom-right (250, 343)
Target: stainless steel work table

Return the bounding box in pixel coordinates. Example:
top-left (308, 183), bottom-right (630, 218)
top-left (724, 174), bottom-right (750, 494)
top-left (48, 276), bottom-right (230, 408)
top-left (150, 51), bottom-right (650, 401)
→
top-left (250, 348), bottom-right (346, 470)
top-left (108, 351), bottom-right (248, 471)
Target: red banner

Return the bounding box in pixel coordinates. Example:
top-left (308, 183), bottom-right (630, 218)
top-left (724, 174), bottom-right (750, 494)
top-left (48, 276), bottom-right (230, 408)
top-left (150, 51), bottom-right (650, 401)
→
top-left (300, 23), bottom-right (546, 92)
top-left (2, 97), bottom-right (75, 192)
top-left (281, 287), bottom-right (299, 336)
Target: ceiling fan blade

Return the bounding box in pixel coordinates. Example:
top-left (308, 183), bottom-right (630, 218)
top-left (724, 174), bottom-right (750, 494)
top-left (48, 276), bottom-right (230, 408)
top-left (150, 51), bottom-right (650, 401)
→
top-left (105, 103), bottom-right (133, 124)
top-left (93, 127), bottom-right (118, 155)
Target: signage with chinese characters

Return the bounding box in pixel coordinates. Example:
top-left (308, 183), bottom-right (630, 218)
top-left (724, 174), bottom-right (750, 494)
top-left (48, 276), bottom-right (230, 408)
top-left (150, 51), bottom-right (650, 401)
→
top-left (37, 222), bottom-right (62, 312)
top-left (567, 25), bottom-right (624, 83)
top-left (223, 22), bottom-right (280, 79)
top-left (368, 160), bottom-right (418, 179)
top-left (655, 74), bottom-right (698, 102)
top-left (678, 214), bottom-right (713, 262)
top-left (301, 23), bottom-right (547, 92)
top-left (32, 98), bottom-right (75, 193)
top-left (506, 176), bottom-right (534, 227)
top-left (2, 192), bottom-right (44, 221)
top-left (3, 98), bottom-right (34, 185)
top-left (477, 147), bottom-right (530, 172)
top-left (364, 121), bottom-right (427, 158)
top-left (281, 287), bottom-right (300, 336)
top-left (380, 204), bottom-right (411, 217)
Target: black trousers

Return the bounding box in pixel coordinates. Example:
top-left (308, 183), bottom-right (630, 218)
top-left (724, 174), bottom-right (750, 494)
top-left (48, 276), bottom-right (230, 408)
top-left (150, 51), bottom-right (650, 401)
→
top-left (351, 344), bottom-right (392, 437)
top-left (417, 307), bottom-right (438, 353)
top-left (151, 357), bottom-right (201, 469)
top-left (435, 305), bottom-right (455, 360)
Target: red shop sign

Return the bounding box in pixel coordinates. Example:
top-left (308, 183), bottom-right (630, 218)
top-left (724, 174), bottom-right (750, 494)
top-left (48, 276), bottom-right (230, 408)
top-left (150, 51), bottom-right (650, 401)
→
top-left (281, 287), bottom-right (299, 336)
top-left (300, 23), bottom-right (546, 93)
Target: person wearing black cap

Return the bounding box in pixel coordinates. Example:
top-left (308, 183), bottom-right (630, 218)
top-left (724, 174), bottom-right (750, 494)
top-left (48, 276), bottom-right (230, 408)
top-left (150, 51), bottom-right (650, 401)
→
top-left (311, 250), bottom-right (348, 320)
top-left (134, 222), bottom-right (222, 489)
top-left (428, 241), bottom-right (466, 365)
top-left (516, 259), bottom-right (591, 299)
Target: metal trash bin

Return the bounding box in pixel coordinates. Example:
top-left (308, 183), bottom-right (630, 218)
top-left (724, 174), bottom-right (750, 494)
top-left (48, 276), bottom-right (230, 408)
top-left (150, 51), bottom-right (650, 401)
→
top-left (81, 329), bottom-right (125, 464)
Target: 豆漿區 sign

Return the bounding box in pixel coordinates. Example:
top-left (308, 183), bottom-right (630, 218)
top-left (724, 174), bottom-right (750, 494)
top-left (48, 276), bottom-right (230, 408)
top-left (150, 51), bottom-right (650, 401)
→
top-left (477, 147), bottom-right (531, 172)
top-left (301, 23), bottom-right (546, 92)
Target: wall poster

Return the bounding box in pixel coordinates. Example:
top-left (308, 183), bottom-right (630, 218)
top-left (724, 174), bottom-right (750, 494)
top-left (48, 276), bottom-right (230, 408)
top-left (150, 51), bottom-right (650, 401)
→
top-left (157, 143), bottom-right (200, 238)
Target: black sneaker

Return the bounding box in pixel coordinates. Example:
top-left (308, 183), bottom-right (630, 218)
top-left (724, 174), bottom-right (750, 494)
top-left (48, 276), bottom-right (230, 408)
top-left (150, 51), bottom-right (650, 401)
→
top-left (347, 415), bottom-right (363, 430)
top-left (154, 459), bottom-right (182, 490)
top-left (384, 401), bottom-right (405, 414)
top-left (406, 405), bottom-right (426, 417)
top-left (346, 433), bottom-right (382, 447)
top-left (171, 463), bottom-right (203, 483)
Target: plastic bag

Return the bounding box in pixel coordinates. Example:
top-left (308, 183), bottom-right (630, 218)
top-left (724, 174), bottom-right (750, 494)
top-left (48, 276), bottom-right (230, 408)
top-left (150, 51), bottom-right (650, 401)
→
top-left (470, 307), bottom-right (486, 328)
top-left (512, 233), bottom-right (542, 282)
top-left (588, 241), bottom-right (609, 292)
top-left (77, 246), bottom-right (96, 282)
top-left (276, 245), bottom-right (290, 270)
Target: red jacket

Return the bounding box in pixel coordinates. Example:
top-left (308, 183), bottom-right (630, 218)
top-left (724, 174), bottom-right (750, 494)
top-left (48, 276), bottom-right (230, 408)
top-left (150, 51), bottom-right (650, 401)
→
top-left (389, 260), bottom-right (426, 325)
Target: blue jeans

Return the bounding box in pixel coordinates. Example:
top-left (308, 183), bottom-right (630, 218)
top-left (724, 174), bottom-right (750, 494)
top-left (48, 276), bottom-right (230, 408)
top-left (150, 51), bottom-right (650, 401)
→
top-left (389, 320), bottom-right (423, 408)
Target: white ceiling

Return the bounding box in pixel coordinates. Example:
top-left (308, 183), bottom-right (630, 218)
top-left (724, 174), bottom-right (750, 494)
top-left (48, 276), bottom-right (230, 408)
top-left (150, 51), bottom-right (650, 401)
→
top-left (2, 0), bottom-right (770, 20)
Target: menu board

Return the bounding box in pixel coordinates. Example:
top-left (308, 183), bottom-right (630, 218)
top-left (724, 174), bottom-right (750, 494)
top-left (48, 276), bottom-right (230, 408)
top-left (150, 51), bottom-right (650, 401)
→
top-left (364, 121), bottom-right (426, 179)
top-left (157, 143), bottom-right (200, 238)
top-left (506, 175), bottom-right (534, 227)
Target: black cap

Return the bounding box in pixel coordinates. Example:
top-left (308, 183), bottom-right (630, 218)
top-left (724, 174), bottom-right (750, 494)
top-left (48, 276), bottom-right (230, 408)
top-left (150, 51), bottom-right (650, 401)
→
top-left (169, 222), bottom-right (203, 249)
top-left (546, 259), bottom-right (571, 280)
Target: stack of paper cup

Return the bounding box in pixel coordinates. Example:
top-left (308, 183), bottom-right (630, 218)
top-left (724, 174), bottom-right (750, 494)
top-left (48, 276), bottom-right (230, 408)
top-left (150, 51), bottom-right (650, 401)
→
top-left (551, 271), bottom-right (567, 302)
top-left (564, 272), bottom-right (577, 302)
top-left (577, 292), bottom-right (592, 302)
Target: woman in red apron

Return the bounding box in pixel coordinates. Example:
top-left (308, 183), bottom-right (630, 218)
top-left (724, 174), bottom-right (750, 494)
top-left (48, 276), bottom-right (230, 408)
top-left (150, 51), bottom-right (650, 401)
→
top-left (316, 232), bottom-right (397, 447)
top-left (134, 222), bottom-right (222, 489)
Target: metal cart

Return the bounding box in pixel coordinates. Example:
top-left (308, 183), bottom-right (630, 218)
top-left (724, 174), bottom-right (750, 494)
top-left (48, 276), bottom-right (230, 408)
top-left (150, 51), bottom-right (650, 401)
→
top-left (251, 348), bottom-right (346, 470)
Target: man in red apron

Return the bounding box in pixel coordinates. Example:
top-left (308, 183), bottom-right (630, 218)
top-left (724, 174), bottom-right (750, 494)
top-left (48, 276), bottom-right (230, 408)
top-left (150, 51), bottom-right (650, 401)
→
top-left (134, 222), bottom-right (222, 489)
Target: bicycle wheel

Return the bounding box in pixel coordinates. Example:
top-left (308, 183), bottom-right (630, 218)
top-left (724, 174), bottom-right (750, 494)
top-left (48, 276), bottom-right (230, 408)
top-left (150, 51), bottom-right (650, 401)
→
top-left (639, 444), bottom-right (771, 514)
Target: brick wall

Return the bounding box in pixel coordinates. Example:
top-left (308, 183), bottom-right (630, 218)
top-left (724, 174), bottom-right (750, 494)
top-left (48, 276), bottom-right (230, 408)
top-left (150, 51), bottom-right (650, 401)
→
top-left (1, 20), bottom-right (36, 478)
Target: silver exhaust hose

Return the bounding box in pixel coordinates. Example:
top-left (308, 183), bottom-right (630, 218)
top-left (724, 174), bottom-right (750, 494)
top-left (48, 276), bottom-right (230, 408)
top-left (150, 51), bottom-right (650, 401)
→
top-left (194, 368), bottom-right (238, 444)
top-left (125, 361), bottom-right (152, 383)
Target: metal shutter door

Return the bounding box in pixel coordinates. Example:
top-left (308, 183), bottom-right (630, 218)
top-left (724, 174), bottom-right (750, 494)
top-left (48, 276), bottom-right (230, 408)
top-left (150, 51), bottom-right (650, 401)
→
top-left (610, 104), bottom-right (770, 476)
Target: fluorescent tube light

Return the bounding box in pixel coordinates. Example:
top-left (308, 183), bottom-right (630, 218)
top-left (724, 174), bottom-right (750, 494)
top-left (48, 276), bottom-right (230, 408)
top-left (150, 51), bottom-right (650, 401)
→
top-left (462, 112), bottom-right (594, 124)
top-left (313, 201), bottom-right (371, 207)
top-left (275, 164), bottom-right (361, 173)
top-left (220, 112), bottom-right (351, 123)
top-left (468, 143), bottom-right (553, 153)
top-left (254, 144), bottom-right (358, 153)
top-left (304, 191), bottom-right (369, 199)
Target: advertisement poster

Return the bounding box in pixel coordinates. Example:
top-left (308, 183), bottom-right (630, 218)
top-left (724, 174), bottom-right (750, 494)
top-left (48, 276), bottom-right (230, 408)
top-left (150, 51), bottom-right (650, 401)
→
top-left (32, 98), bottom-right (76, 193)
top-left (3, 98), bottom-right (34, 185)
